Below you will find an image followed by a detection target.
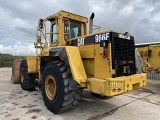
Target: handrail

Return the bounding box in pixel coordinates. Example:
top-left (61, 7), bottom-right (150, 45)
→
top-left (92, 25), bottom-right (101, 32)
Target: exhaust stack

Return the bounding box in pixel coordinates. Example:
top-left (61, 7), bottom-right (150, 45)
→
top-left (89, 13), bottom-right (95, 34)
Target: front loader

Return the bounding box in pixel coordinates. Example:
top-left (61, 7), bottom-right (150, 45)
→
top-left (11, 10), bottom-right (146, 113)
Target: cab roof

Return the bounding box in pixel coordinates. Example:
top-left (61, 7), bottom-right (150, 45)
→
top-left (45, 10), bottom-right (88, 23)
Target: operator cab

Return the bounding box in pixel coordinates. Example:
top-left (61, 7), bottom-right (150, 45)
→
top-left (36, 10), bottom-right (88, 48)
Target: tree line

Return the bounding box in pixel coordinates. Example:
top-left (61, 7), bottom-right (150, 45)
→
top-left (0, 53), bottom-right (20, 67)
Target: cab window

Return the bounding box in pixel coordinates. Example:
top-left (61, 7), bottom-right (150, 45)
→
top-left (51, 24), bottom-right (57, 43)
top-left (64, 20), bottom-right (81, 40)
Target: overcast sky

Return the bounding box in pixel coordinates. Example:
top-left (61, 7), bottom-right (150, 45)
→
top-left (0, 0), bottom-right (160, 55)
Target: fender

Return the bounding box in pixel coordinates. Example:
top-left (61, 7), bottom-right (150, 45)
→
top-left (25, 56), bottom-right (38, 73)
top-left (49, 46), bottom-right (87, 89)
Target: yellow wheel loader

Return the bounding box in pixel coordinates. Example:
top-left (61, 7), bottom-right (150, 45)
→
top-left (12, 10), bottom-right (146, 114)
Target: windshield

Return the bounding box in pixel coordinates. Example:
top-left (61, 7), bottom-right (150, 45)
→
top-left (64, 20), bottom-right (81, 40)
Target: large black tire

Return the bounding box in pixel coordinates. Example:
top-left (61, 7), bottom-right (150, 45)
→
top-left (20, 60), bottom-right (36, 91)
top-left (42, 61), bottom-right (82, 114)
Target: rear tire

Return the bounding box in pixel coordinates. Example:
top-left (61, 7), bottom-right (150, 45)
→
top-left (42, 61), bottom-right (82, 114)
top-left (20, 60), bottom-right (36, 91)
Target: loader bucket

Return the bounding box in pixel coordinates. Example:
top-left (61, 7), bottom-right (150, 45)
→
top-left (11, 58), bottom-right (24, 84)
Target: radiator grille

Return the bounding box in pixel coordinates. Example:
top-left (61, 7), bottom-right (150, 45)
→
top-left (112, 37), bottom-right (136, 77)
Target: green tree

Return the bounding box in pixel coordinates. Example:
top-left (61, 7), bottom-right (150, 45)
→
top-left (0, 53), bottom-right (20, 67)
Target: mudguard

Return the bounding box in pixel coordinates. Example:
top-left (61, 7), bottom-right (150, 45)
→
top-left (24, 56), bottom-right (37, 73)
top-left (49, 46), bottom-right (87, 88)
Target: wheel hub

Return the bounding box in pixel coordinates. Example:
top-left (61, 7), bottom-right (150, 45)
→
top-left (45, 75), bottom-right (57, 100)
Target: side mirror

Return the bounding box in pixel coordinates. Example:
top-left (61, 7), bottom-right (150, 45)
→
top-left (38, 19), bottom-right (44, 30)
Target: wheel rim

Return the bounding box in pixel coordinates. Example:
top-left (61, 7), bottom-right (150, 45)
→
top-left (20, 68), bottom-right (24, 82)
top-left (45, 75), bottom-right (57, 100)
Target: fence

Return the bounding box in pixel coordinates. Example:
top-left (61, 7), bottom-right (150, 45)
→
top-left (147, 73), bottom-right (160, 80)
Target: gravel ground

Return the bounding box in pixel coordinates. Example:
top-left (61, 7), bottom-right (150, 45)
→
top-left (0, 68), bottom-right (160, 120)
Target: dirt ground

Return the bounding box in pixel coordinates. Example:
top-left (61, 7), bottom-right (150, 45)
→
top-left (1, 68), bottom-right (160, 120)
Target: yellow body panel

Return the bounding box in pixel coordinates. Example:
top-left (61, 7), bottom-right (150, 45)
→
top-left (82, 59), bottom-right (94, 78)
top-left (78, 43), bottom-right (112, 79)
top-left (94, 44), bottom-right (112, 78)
top-left (65, 46), bottom-right (87, 84)
top-left (25, 56), bottom-right (39, 73)
top-left (87, 73), bottom-right (146, 96)
top-left (79, 45), bottom-right (95, 58)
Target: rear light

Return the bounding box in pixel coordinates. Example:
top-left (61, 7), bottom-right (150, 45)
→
top-left (100, 48), bottom-right (108, 56)
top-left (122, 61), bottom-right (126, 64)
top-left (128, 60), bottom-right (133, 64)
top-left (103, 49), bottom-right (108, 55)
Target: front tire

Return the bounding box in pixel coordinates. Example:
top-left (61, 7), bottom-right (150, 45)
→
top-left (20, 60), bottom-right (36, 91)
top-left (42, 61), bottom-right (82, 114)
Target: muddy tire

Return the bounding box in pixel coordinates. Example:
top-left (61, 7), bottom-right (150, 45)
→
top-left (42, 61), bottom-right (82, 114)
top-left (20, 60), bottom-right (36, 91)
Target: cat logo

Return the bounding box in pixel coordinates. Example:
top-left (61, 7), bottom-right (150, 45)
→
top-left (77, 38), bottom-right (85, 46)
top-left (118, 33), bottom-right (130, 40)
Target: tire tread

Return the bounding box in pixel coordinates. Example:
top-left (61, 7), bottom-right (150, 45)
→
top-left (56, 61), bottom-right (82, 112)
